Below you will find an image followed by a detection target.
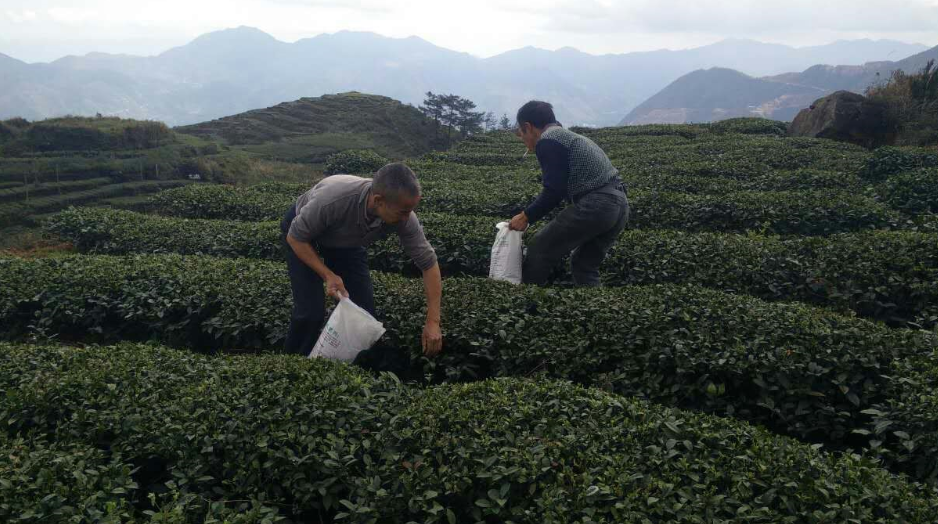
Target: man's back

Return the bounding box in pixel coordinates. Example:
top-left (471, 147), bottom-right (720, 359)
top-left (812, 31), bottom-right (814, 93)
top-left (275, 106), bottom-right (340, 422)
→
top-left (538, 126), bottom-right (619, 199)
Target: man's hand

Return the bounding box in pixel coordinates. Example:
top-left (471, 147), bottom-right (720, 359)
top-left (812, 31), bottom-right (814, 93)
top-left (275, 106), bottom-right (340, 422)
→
top-left (324, 272), bottom-right (348, 299)
top-left (509, 211), bottom-right (529, 231)
top-left (422, 319), bottom-right (443, 357)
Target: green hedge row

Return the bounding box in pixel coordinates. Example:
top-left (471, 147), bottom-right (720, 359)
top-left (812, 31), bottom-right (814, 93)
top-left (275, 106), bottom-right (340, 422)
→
top-left (5, 342), bottom-right (938, 522)
top-left (46, 207), bottom-right (287, 261)
top-left (0, 176), bottom-right (114, 204)
top-left (862, 146), bottom-right (938, 182)
top-left (436, 133), bottom-right (870, 183)
top-left (605, 228), bottom-right (938, 329)
top-left (0, 180), bottom-right (190, 228)
top-left (323, 149), bottom-right (388, 175)
top-left (420, 150), bottom-right (539, 167)
top-left (914, 213), bottom-right (938, 233)
top-left (0, 342), bottom-right (389, 523)
top-left (150, 182), bottom-right (901, 235)
top-left (708, 118), bottom-right (789, 135)
top-left (410, 159), bottom-right (865, 195)
top-left (51, 207), bottom-right (938, 328)
top-left (624, 169), bottom-right (863, 194)
top-left (629, 189), bottom-right (899, 235)
top-left (0, 433), bottom-right (141, 522)
top-left (44, 206), bottom-right (506, 279)
top-left (2, 254), bottom-right (937, 480)
top-left (449, 130), bottom-right (870, 174)
top-left (5, 117), bottom-right (172, 153)
top-left (573, 124), bottom-right (707, 139)
top-left (878, 168), bottom-right (938, 214)
top-left (148, 183), bottom-right (298, 222)
top-left (860, 350), bottom-right (938, 482)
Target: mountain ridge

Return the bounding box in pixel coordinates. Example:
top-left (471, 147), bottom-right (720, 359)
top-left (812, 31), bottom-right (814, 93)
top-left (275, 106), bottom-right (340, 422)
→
top-left (0, 27), bottom-right (929, 126)
top-left (621, 44), bottom-right (938, 125)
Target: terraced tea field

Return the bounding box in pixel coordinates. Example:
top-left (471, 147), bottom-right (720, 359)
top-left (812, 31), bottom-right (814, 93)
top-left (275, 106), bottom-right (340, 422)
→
top-left (3, 119), bottom-right (938, 521)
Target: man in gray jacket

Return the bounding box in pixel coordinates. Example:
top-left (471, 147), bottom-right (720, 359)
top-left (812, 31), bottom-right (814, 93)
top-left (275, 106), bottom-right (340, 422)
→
top-left (281, 163), bottom-right (443, 357)
top-left (509, 100), bottom-right (629, 286)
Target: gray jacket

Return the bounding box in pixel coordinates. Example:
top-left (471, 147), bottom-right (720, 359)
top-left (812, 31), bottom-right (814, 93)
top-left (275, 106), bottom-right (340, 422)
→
top-left (288, 175), bottom-right (438, 271)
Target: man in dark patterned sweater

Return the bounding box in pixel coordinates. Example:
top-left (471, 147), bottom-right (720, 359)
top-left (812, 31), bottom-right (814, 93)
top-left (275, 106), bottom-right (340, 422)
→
top-left (508, 100), bottom-right (630, 286)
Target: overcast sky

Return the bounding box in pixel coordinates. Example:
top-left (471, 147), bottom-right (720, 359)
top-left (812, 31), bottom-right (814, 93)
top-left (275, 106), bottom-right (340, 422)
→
top-left (2, 0), bottom-right (937, 63)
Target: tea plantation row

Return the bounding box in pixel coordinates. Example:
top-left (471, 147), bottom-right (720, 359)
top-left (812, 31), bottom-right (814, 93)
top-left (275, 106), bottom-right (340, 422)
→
top-left (149, 182), bottom-right (911, 236)
top-left (442, 128), bottom-right (937, 205)
top-left (47, 207), bottom-right (938, 328)
top-left (2, 254), bottom-right (937, 481)
top-left (6, 342), bottom-right (938, 522)
top-left (0, 180), bottom-right (190, 228)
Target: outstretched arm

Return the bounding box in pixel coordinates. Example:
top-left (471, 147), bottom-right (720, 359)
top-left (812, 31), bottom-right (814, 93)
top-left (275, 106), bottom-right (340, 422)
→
top-left (421, 262), bottom-right (443, 357)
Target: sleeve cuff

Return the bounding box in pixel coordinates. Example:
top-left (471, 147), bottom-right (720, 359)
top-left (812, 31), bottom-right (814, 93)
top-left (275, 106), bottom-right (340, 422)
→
top-left (415, 251), bottom-right (438, 272)
top-left (287, 222), bottom-right (311, 243)
top-left (524, 205), bottom-right (545, 224)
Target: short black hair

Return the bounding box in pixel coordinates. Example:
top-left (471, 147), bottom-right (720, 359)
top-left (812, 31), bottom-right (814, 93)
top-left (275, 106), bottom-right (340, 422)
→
top-left (373, 162), bottom-right (421, 202)
top-left (516, 100), bottom-right (557, 129)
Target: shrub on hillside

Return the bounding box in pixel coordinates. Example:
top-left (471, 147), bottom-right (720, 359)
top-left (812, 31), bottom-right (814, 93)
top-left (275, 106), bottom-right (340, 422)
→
top-left (710, 117), bottom-right (788, 135)
top-left (9, 117), bottom-right (172, 153)
top-left (2, 117), bottom-right (30, 129)
top-left (323, 149), bottom-right (388, 175)
top-left (867, 60), bottom-right (938, 147)
top-left (0, 122), bottom-right (14, 144)
top-left (862, 146), bottom-right (938, 181)
top-left (118, 120), bottom-right (172, 149)
top-left (878, 168), bottom-right (938, 213)
top-left (0, 117), bottom-right (29, 149)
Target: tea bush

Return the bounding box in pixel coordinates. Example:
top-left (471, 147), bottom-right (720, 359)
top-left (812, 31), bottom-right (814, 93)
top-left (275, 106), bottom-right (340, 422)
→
top-left (150, 182), bottom-right (901, 235)
top-left (878, 168), bottom-right (938, 214)
top-left (48, 207), bottom-right (938, 327)
top-left (708, 118), bottom-right (789, 135)
top-left (323, 149), bottom-right (388, 175)
top-left (3, 342), bottom-right (938, 522)
top-left (2, 254), bottom-right (937, 479)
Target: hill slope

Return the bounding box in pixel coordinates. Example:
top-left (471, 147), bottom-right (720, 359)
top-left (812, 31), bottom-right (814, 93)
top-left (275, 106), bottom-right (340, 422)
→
top-left (624, 45), bottom-right (938, 125)
top-left (0, 116), bottom-right (207, 237)
top-left (770, 44), bottom-right (938, 92)
top-left (175, 92), bottom-right (444, 163)
top-left (621, 68), bottom-right (825, 124)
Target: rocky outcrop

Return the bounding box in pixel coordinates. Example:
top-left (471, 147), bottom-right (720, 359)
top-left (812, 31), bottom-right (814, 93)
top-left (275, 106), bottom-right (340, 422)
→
top-left (788, 91), bottom-right (891, 148)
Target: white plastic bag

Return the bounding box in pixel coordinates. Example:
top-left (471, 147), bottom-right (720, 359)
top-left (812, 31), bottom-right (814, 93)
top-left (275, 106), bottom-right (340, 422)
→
top-left (489, 221), bottom-right (523, 285)
top-left (309, 296), bottom-right (386, 362)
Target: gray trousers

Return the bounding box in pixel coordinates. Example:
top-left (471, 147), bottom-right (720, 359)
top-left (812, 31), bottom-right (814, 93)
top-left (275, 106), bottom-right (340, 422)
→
top-left (281, 204), bottom-right (375, 356)
top-left (523, 183), bottom-right (630, 286)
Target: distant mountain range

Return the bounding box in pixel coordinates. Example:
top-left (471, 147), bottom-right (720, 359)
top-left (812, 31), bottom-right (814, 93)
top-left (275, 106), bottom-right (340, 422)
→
top-left (0, 27), bottom-right (929, 127)
top-left (622, 44), bottom-right (938, 124)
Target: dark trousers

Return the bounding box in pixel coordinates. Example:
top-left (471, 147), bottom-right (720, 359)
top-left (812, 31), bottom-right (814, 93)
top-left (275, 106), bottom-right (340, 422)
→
top-left (523, 182), bottom-right (630, 286)
top-left (281, 205), bottom-right (375, 356)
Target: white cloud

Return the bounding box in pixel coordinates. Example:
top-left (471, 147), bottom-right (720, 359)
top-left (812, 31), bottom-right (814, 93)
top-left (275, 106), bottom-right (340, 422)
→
top-left (47, 7), bottom-right (102, 24)
top-left (539, 0), bottom-right (938, 34)
top-left (5, 9), bottom-right (38, 23)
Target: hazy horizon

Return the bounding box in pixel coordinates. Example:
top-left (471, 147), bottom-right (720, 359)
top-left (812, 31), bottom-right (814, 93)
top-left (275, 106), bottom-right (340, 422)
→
top-left (0, 28), bottom-right (933, 65)
top-left (2, 0), bottom-right (937, 63)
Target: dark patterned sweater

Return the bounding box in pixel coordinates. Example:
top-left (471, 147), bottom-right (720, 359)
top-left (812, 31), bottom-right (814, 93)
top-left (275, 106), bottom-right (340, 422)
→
top-left (524, 124), bottom-right (621, 223)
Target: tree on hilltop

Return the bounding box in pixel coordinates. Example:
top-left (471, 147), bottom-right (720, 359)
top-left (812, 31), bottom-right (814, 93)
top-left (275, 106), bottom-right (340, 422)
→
top-left (420, 92), bottom-right (486, 139)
